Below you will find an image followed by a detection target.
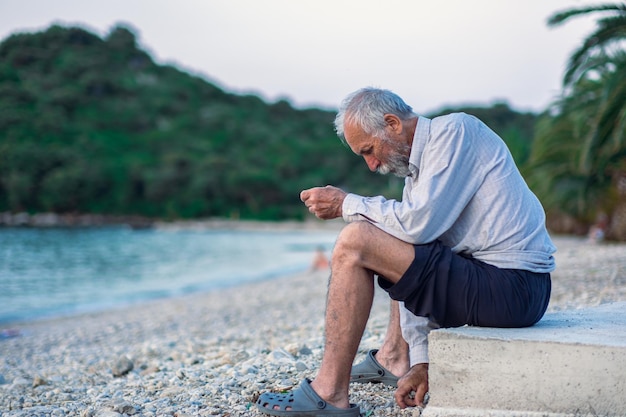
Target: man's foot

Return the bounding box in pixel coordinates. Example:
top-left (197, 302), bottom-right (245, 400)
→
top-left (256, 379), bottom-right (360, 416)
top-left (350, 349), bottom-right (404, 387)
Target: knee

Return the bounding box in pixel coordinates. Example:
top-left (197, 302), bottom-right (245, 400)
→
top-left (332, 221), bottom-right (376, 264)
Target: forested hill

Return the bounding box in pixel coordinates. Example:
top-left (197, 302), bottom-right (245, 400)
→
top-left (0, 24), bottom-right (537, 221)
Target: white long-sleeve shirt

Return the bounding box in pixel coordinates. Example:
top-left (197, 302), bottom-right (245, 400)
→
top-left (341, 113), bottom-right (556, 364)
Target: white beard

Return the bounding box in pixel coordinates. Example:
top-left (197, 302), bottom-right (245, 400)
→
top-left (377, 142), bottom-right (411, 178)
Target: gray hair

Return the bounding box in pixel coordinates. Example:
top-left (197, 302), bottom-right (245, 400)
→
top-left (334, 87), bottom-right (416, 143)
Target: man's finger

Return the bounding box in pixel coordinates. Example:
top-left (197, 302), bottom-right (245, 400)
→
top-left (415, 385), bottom-right (428, 407)
top-left (300, 189), bottom-right (310, 202)
top-left (394, 387), bottom-right (416, 409)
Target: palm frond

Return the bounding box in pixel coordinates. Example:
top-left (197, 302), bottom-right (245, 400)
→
top-left (548, 3), bottom-right (626, 27)
top-left (563, 16), bottom-right (626, 84)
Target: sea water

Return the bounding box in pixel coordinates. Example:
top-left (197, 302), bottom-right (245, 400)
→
top-left (0, 226), bottom-right (338, 324)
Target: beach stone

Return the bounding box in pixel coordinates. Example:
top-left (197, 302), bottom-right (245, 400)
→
top-left (276, 378), bottom-right (295, 390)
top-left (244, 365), bottom-right (259, 375)
top-left (298, 345), bottom-right (313, 356)
top-left (232, 350), bottom-right (250, 363)
top-left (32, 375), bottom-right (47, 387)
top-left (161, 406), bottom-right (178, 414)
top-left (283, 342), bottom-right (301, 355)
top-left (140, 365), bottom-right (160, 375)
top-left (12, 376), bottom-right (30, 386)
top-left (270, 348), bottom-right (295, 362)
top-left (160, 387), bottom-right (184, 398)
top-left (111, 356), bottom-right (133, 377)
top-left (111, 399), bottom-right (136, 414)
top-left (96, 411), bottom-right (123, 417)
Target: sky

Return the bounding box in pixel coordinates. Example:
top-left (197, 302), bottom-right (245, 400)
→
top-left (0, 0), bottom-right (600, 114)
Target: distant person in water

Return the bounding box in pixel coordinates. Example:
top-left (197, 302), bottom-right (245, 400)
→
top-left (311, 246), bottom-right (330, 271)
top-left (256, 87), bottom-right (555, 416)
top-left (588, 213), bottom-right (609, 243)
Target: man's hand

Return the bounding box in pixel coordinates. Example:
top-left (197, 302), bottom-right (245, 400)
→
top-left (300, 186), bottom-right (347, 220)
top-left (394, 363), bottom-right (429, 409)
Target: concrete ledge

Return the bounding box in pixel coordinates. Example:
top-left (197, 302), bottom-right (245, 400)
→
top-left (423, 408), bottom-right (588, 417)
top-left (423, 302), bottom-right (626, 417)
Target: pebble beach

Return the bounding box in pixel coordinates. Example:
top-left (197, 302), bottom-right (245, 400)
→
top-left (1, 234), bottom-right (625, 417)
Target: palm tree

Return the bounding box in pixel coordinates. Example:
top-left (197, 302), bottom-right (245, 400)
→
top-left (526, 3), bottom-right (626, 239)
top-left (548, 2), bottom-right (626, 86)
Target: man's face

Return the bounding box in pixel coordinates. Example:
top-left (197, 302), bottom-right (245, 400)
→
top-left (344, 121), bottom-right (411, 178)
top-left (377, 131), bottom-right (412, 177)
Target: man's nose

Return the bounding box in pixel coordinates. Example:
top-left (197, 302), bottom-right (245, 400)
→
top-left (364, 155), bottom-right (380, 172)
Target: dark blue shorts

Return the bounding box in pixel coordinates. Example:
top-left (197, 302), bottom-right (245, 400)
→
top-left (377, 241), bottom-right (551, 328)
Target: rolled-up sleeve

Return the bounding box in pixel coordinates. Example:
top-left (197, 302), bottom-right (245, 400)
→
top-left (342, 193), bottom-right (370, 223)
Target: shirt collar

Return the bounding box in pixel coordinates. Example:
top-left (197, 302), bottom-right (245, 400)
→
top-left (408, 116), bottom-right (430, 177)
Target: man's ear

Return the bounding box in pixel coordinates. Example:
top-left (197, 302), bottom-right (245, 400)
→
top-left (383, 114), bottom-right (402, 134)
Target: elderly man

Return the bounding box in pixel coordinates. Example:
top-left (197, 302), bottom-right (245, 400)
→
top-left (256, 87), bottom-right (555, 416)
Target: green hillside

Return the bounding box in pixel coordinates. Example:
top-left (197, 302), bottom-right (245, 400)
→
top-left (0, 24), bottom-right (536, 221)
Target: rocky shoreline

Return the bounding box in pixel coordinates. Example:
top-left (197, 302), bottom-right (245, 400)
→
top-left (0, 212), bottom-right (155, 229)
top-left (0, 212), bottom-right (346, 232)
top-left (1, 235), bottom-right (625, 417)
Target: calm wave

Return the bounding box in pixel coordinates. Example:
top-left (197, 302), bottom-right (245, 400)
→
top-left (0, 226), bottom-right (338, 324)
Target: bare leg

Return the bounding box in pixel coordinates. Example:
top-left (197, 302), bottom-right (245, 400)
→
top-left (373, 300), bottom-right (410, 377)
top-left (309, 222), bottom-right (415, 408)
top-left (310, 238), bottom-right (375, 408)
